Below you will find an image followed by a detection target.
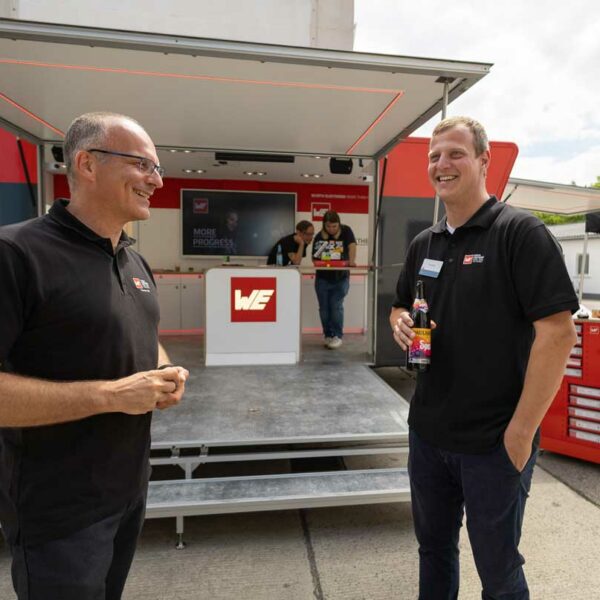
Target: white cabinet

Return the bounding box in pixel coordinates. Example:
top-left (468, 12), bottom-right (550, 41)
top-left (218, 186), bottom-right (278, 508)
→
top-left (155, 274), bottom-right (204, 332)
top-left (181, 276), bottom-right (204, 330)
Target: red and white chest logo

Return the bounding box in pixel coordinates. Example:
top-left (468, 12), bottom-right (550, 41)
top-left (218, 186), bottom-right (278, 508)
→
top-left (132, 277), bottom-right (151, 292)
top-left (463, 254), bottom-right (484, 265)
top-left (231, 277), bottom-right (277, 322)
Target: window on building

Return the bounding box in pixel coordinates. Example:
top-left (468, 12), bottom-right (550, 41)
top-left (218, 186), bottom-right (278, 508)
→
top-left (576, 253), bottom-right (589, 275)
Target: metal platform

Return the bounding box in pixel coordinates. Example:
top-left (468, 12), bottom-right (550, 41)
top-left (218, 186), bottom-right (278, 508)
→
top-left (151, 362), bottom-right (409, 450)
top-left (149, 335), bottom-right (411, 544)
top-left (146, 468), bottom-right (411, 518)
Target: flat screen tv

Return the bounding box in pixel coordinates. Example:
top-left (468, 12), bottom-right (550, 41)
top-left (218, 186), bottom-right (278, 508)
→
top-left (181, 189), bottom-right (296, 257)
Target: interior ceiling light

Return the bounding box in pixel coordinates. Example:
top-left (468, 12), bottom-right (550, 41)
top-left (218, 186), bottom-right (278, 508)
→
top-left (301, 173), bottom-right (323, 178)
top-left (182, 169), bottom-right (193, 173)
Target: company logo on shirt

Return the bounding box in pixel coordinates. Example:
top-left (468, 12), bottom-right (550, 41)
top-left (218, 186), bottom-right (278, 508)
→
top-left (132, 277), bottom-right (151, 292)
top-left (231, 277), bottom-right (277, 322)
top-left (311, 202), bottom-right (331, 221)
top-left (193, 198), bottom-right (209, 214)
top-left (590, 326), bottom-right (599, 336)
top-left (463, 254), bottom-right (484, 265)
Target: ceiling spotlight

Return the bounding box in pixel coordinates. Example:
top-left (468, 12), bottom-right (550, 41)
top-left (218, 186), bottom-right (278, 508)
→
top-left (168, 149), bottom-right (178, 153)
top-left (194, 169), bottom-right (205, 174)
top-left (301, 173), bottom-right (311, 178)
top-left (183, 150), bottom-right (192, 154)
top-left (244, 171), bottom-right (254, 176)
top-left (313, 174), bottom-right (322, 178)
top-left (256, 172), bottom-right (266, 176)
top-left (182, 169), bottom-right (194, 173)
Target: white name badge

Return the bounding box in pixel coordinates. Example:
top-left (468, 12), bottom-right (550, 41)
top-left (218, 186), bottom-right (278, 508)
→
top-left (419, 258), bottom-right (443, 278)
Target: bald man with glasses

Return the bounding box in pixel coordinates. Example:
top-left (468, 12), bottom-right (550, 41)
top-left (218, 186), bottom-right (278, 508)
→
top-left (0, 112), bottom-right (188, 600)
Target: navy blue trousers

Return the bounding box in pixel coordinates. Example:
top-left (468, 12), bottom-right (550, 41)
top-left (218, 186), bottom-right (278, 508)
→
top-left (408, 429), bottom-right (537, 600)
top-left (8, 491), bottom-right (146, 600)
top-left (315, 276), bottom-right (350, 339)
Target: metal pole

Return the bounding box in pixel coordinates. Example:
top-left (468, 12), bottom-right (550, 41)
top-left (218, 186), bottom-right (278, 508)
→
top-left (578, 232), bottom-right (589, 305)
top-left (36, 145), bottom-right (45, 216)
top-left (432, 81), bottom-right (449, 225)
top-left (369, 159), bottom-right (380, 363)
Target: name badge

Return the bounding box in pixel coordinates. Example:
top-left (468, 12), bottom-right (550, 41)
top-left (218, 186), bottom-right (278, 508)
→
top-left (419, 258), bottom-right (443, 278)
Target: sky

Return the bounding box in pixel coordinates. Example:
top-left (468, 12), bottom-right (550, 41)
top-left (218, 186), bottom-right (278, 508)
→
top-left (354, 0), bottom-right (600, 187)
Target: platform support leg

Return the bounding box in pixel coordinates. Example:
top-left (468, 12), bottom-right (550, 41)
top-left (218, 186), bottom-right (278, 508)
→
top-left (175, 515), bottom-right (186, 549)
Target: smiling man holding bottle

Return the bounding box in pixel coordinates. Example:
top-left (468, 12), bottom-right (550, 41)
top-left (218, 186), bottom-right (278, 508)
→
top-left (390, 116), bottom-right (578, 600)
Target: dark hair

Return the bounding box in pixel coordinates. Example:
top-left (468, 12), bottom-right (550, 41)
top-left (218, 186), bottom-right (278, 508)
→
top-left (296, 220), bottom-right (313, 233)
top-left (322, 210), bottom-right (341, 225)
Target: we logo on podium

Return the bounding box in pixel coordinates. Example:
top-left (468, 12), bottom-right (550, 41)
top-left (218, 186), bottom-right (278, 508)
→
top-left (230, 277), bottom-right (277, 322)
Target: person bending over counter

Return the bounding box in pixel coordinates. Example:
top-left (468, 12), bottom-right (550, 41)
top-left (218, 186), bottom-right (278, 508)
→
top-left (312, 210), bottom-right (357, 349)
top-left (267, 220), bottom-right (315, 266)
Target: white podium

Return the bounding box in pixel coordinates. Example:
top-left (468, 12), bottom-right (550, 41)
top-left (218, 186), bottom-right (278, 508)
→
top-left (205, 267), bottom-right (301, 366)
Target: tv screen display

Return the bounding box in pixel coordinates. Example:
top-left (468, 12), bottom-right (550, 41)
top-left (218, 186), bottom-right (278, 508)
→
top-left (181, 190), bottom-right (296, 257)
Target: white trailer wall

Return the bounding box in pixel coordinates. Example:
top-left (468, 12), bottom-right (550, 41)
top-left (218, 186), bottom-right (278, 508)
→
top-left (1, 0), bottom-right (355, 49)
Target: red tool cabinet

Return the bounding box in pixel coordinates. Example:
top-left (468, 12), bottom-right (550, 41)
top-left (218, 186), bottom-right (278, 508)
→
top-left (541, 320), bottom-right (600, 464)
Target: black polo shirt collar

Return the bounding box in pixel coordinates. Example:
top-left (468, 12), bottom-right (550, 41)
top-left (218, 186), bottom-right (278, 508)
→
top-left (48, 199), bottom-right (134, 255)
top-left (429, 196), bottom-right (501, 234)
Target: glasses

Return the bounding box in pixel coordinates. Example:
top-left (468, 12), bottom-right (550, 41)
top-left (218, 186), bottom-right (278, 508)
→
top-left (87, 148), bottom-right (165, 178)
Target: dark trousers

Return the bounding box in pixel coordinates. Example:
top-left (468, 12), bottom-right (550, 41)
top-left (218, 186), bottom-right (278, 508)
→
top-left (315, 276), bottom-right (350, 339)
top-left (9, 491), bottom-right (146, 600)
top-left (408, 429), bottom-right (537, 600)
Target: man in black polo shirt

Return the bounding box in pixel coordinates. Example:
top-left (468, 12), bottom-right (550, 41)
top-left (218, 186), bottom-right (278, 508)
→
top-left (266, 220), bottom-right (315, 266)
top-left (390, 116), bottom-right (578, 599)
top-left (0, 112), bottom-right (189, 600)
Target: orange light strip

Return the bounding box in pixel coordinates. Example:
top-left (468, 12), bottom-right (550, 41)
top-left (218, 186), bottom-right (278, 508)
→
top-left (346, 92), bottom-right (404, 155)
top-left (0, 58), bottom-right (402, 95)
top-left (0, 91), bottom-right (64, 137)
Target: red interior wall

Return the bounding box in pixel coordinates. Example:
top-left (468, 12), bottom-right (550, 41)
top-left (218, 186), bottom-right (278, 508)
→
top-left (54, 176), bottom-right (370, 214)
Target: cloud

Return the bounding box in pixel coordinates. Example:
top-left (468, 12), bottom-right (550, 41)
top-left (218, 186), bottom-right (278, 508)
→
top-left (354, 0), bottom-right (600, 182)
top-left (511, 145), bottom-right (600, 187)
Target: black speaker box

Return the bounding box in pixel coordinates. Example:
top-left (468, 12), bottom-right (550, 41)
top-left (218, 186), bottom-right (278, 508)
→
top-left (329, 157), bottom-right (353, 175)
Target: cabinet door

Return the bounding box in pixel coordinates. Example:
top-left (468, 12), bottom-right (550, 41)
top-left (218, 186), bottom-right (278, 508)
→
top-left (180, 275), bottom-right (204, 330)
top-left (156, 276), bottom-right (181, 330)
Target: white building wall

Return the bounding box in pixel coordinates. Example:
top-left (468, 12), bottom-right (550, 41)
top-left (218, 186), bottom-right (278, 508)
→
top-left (3, 0), bottom-right (354, 49)
top-left (549, 223), bottom-right (600, 297)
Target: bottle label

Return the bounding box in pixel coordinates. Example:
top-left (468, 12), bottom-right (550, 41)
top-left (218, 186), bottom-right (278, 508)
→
top-left (412, 299), bottom-right (429, 313)
top-left (408, 327), bottom-right (431, 364)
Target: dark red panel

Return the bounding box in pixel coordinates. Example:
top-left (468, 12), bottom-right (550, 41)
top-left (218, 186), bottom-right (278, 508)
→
top-left (0, 128), bottom-right (38, 184)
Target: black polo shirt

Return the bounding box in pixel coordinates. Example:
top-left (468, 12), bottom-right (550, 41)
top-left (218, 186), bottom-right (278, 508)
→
top-left (0, 199), bottom-right (160, 545)
top-left (393, 197), bottom-right (578, 453)
top-left (266, 233), bottom-right (307, 266)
